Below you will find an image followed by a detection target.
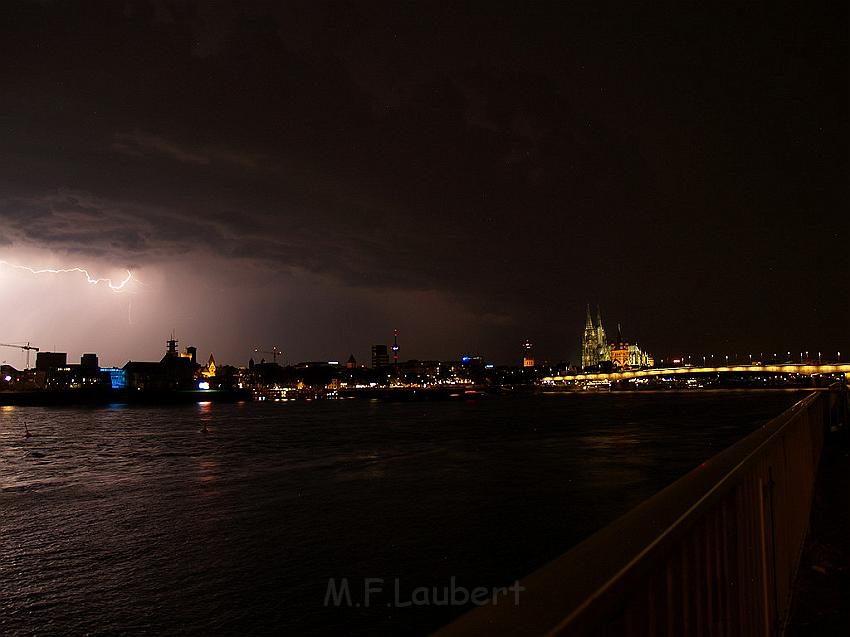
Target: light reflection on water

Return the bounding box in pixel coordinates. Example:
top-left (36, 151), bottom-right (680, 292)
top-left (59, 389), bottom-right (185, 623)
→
top-left (0, 391), bottom-right (804, 635)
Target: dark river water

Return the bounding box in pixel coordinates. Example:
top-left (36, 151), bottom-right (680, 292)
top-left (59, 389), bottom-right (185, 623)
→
top-left (0, 390), bottom-right (805, 635)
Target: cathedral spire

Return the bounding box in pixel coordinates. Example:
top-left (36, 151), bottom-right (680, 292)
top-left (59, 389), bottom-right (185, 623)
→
top-left (596, 305), bottom-right (611, 363)
top-left (582, 303), bottom-right (598, 369)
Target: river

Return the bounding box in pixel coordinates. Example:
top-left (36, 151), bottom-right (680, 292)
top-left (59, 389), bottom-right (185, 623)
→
top-left (0, 390), bottom-right (804, 635)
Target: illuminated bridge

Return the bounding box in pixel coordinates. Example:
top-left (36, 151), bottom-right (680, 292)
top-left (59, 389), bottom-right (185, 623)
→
top-left (543, 363), bottom-right (850, 384)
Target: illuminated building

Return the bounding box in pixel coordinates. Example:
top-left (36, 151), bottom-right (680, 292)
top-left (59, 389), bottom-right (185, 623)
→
top-left (582, 306), bottom-right (598, 368)
top-left (522, 339), bottom-right (535, 367)
top-left (596, 307), bottom-right (611, 363)
top-left (610, 343), bottom-right (629, 368)
top-left (101, 367), bottom-right (127, 389)
top-left (345, 354), bottom-right (357, 369)
top-left (609, 343), bottom-right (650, 369)
top-left (582, 308), bottom-right (651, 370)
top-left (0, 364), bottom-right (41, 391)
top-left (202, 354), bottom-right (217, 378)
top-left (606, 323), bottom-right (652, 370)
top-left (581, 305), bottom-right (611, 368)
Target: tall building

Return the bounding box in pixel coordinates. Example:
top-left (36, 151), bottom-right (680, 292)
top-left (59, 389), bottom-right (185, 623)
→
top-left (581, 306), bottom-right (595, 368)
top-left (521, 339), bottom-right (535, 367)
top-left (584, 311), bottom-right (653, 370)
top-left (391, 330), bottom-right (400, 367)
top-left (165, 334), bottom-right (179, 359)
top-left (371, 344), bottom-right (389, 368)
top-left (595, 306), bottom-right (611, 363)
top-left (581, 305), bottom-right (613, 369)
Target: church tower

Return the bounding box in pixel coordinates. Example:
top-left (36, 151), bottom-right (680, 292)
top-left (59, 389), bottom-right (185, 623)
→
top-left (596, 306), bottom-right (611, 363)
top-left (202, 353), bottom-right (217, 378)
top-left (582, 304), bottom-right (599, 368)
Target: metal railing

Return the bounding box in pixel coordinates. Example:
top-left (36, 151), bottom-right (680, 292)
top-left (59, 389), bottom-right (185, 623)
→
top-left (436, 387), bottom-right (847, 637)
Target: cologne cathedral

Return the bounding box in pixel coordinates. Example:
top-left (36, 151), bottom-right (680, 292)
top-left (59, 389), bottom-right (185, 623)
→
top-left (582, 305), bottom-right (610, 368)
top-left (581, 305), bottom-right (653, 370)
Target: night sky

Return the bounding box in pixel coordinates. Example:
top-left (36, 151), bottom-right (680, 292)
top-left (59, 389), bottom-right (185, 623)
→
top-left (0, 1), bottom-right (847, 367)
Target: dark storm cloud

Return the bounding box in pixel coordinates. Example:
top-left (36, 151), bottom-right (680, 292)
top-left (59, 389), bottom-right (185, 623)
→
top-left (0, 185), bottom-right (448, 294)
top-left (112, 131), bottom-right (266, 169)
top-left (0, 0), bottom-right (846, 360)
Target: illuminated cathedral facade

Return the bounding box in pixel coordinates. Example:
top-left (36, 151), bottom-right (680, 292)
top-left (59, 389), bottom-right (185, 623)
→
top-left (581, 305), bottom-right (653, 370)
top-left (581, 305), bottom-right (610, 368)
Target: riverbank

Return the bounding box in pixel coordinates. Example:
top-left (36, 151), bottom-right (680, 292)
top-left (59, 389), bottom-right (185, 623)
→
top-left (0, 388), bottom-right (252, 406)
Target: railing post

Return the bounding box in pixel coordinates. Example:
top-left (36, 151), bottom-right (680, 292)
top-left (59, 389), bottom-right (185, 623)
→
top-left (763, 466), bottom-right (780, 635)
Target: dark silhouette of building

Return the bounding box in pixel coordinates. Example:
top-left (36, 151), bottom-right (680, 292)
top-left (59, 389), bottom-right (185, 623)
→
top-left (36, 351), bottom-right (67, 371)
top-left (81, 353), bottom-right (99, 369)
top-left (162, 334), bottom-right (179, 362)
top-left (123, 335), bottom-right (198, 390)
top-left (371, 344), bottom-right (389, 368)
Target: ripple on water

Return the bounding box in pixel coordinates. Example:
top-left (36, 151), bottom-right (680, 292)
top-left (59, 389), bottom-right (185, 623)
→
top-left (0, 392), bottom-right (804, 636)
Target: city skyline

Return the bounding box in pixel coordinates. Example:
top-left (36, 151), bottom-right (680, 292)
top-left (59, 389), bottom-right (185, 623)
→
top-left (0, 2), bottom-right (846, 367)
top-left (0, 250), bottom-right (846, 369)
top-left (2, 318), bottom-right (844, 373)
top-left (1, 4), bottom-right (847, 635)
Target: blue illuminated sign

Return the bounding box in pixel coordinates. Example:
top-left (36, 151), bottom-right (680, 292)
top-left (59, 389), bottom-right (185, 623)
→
top-left (100, 367), bottom-right (127, 390)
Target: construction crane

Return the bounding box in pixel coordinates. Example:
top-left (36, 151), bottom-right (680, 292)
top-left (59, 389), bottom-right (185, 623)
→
top-left (0, 342), bottom-right (39, 368)
top-left (253, 346), bottom-right (284, 365)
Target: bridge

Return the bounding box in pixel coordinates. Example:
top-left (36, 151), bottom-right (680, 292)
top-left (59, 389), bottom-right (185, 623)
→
top-left (543, 363), bottom-right (850, 384)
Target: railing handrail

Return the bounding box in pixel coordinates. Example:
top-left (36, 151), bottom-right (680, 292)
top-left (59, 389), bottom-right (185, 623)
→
top-left (435, 390), bottom-right (832, 636)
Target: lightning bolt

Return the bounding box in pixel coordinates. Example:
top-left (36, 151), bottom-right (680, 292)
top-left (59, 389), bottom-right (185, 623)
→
top-left (0, 260), bottom-right (140, 291)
